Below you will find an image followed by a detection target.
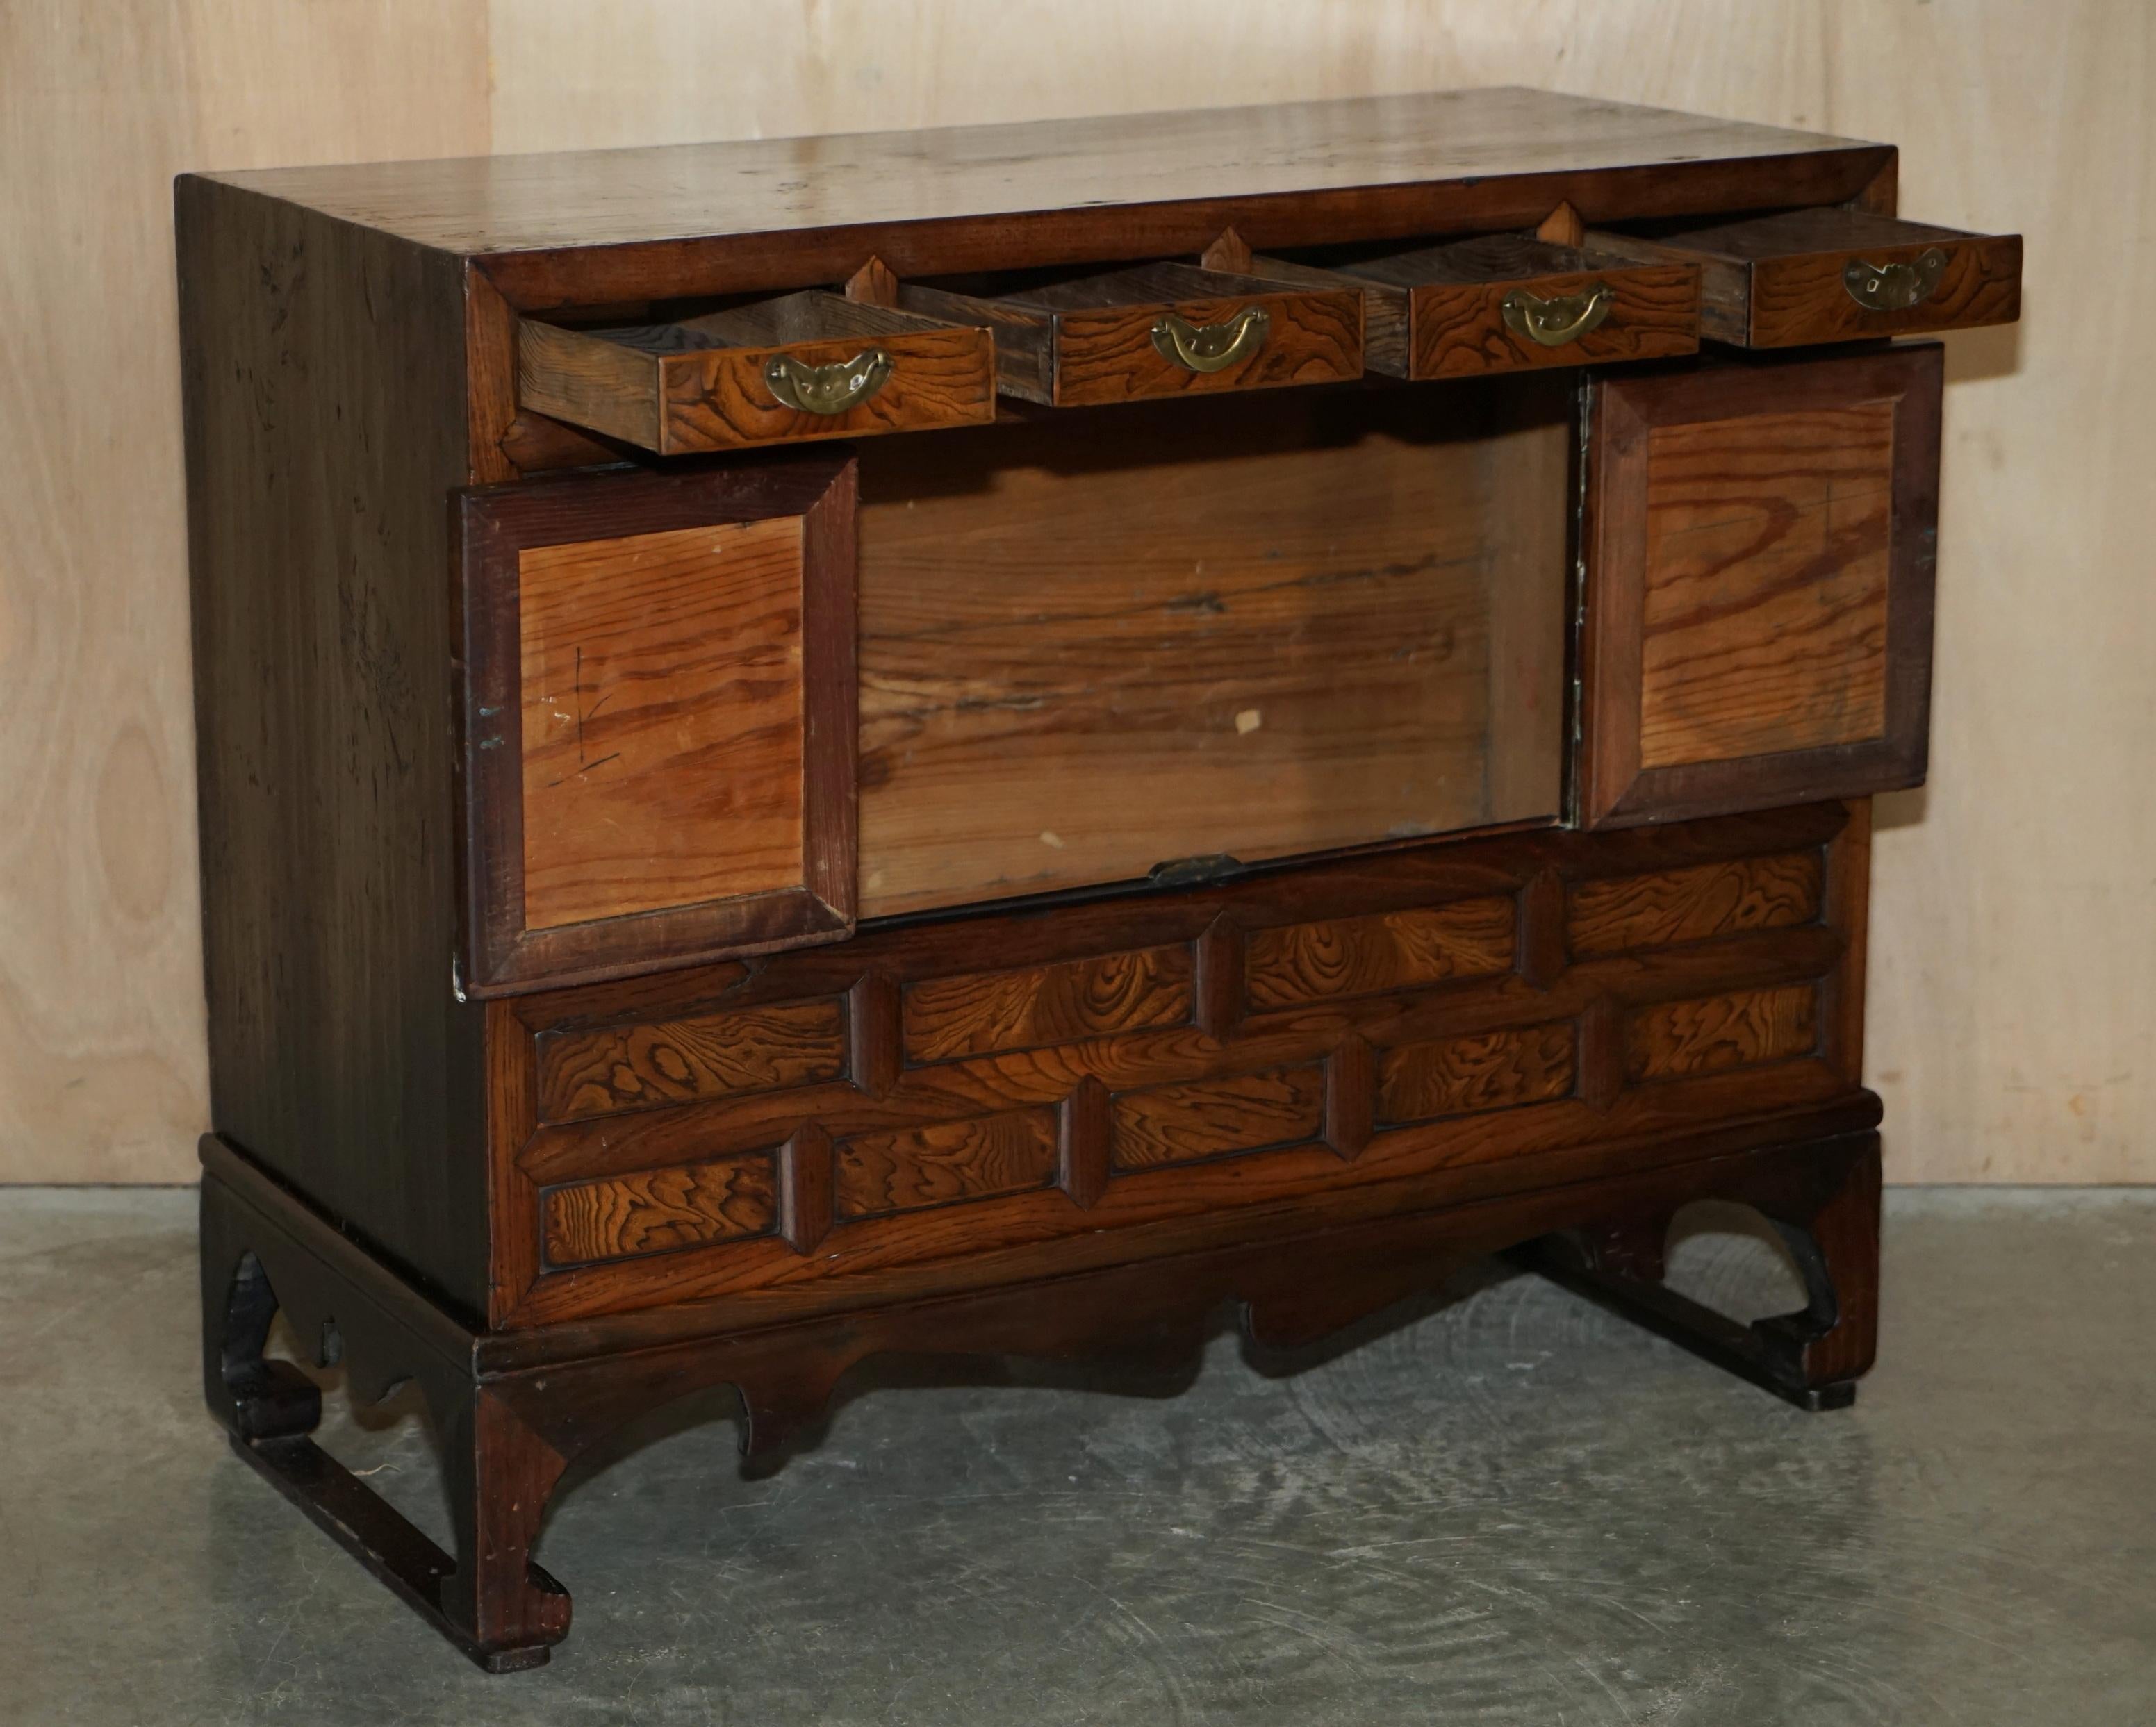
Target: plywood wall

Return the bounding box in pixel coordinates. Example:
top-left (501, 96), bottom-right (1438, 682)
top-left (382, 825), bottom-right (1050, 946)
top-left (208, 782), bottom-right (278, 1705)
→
top-left (3, 2), bottom-right (2147, 1182)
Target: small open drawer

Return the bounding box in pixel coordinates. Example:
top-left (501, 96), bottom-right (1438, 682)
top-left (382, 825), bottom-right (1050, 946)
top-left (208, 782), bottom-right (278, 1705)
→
top-left (1235, 236), bottom-right (1700, 379)
top-left (899, 263), bottom-right (1363, 406)
top-left (516, 290), bottom-right (997, 456)
top-left (1586, 209), bottom-right (2023, 348)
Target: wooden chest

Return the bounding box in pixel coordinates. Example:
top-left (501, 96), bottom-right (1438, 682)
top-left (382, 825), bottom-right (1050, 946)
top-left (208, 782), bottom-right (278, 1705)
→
top-left (180, 88), bottom-right (2017, 1670)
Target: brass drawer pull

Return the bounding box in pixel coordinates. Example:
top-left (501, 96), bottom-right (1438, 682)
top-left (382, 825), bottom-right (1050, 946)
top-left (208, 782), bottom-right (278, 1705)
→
top-left (1843, 248), bottom-right (1948, 313)
top-left (1150, 306), bottom-right (1271, 372)
top-left (1501, 281), bottom-right (1615, 347)
top-left (764, 347), bottom-right (894, 414)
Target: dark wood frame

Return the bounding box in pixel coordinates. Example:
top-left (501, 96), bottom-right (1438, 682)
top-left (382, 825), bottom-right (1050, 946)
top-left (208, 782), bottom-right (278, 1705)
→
top-left (1577, 344), bottom-right (1943, 828)
top-left (456, 454), bottom-right (859, 995)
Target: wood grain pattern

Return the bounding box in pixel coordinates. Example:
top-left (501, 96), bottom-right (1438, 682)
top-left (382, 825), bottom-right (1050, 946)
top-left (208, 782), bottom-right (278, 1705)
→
top-left (459, 457), bottom-right (858, 993)
top-left (1110, 1067), bottom-right (1328, 1170)
top-left (1625, 985), bottom-right (1819, 1082)
top-left (543, 1155), bottom-right (775, 1266)
top-left (1246, 898), bottom-right (1515, 1009)
top-left (486, 804), bottom-right (1870, 1323)
top-left (518, 292), bottom-right (996, 454)
top-left (534, 998), bottom-right (847, 1123)
top-left (1579, 346), bottom-right (1941, 829)
top-left (208, 85), bottom-right (1887, 275)
top-left (1638, 402), bottom-right (1893, 768)
top-left (518, 516), bottom-right (807, 930)
top-left (835, 1109), bottom-right (1060, 1217)
top-left (855, 389), bottom-right (1568, 916)
top-left (1588, 208), bottom-right (2021, 347)
top-left (1377, 1022), bottom-right (1577, 1124)
top-left (1568, 852), bottom-right (1823, 958)
top-left (903, 947), bottom-right (1194, 1064)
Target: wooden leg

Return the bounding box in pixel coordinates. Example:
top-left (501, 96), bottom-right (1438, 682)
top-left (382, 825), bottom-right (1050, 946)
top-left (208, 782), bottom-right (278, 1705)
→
top-left (200, 1175), bottom-right (573, 1671)
top-left (1515, 1132), bottom-right (1882, 1411)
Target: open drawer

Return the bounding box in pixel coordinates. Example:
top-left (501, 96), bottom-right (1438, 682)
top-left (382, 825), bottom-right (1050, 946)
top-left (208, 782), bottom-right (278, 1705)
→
top-left (516, 290), bottom-right (996, 455)
top-left (1588, 209), bottom-right (2022, 348)
top-left (1235, 235), bottom-right (1700, 379)
top-left (1578, 343), bottom-right (1943, 827)
top-left (898, 263), bottom-right (1363, 406)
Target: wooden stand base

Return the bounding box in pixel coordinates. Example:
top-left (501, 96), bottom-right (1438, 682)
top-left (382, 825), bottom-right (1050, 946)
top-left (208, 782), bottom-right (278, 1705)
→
top-left (201, 1117), bottom-right (1881, 1672)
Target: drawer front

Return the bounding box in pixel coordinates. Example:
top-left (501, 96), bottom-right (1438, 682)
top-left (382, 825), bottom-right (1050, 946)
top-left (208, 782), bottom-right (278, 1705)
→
top-left (1408, 262), bottom-right (1699, 378)
top-left (658, 326), bottom-right (995, 452)
top-left (1052, 286), bottom-right (1363, 406)
top-left (458, 456), bottom-right (859, 994)
top-left (1589, 210), bottom-right (2021, 349)
top-left (1746, 232), bottom-right (2021, 347)
top-left (1579, 345), bottom-right (1941, 827)
top-left (486, 802), bottom-right (1868, 1328)
top-left (518, 317), bottom-right (995, 457)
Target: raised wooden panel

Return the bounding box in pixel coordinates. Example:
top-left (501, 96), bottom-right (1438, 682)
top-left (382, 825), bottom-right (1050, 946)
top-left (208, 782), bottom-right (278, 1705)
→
top-left (535, 999), bottom-right (847, 1123)
top-left (1568, 852), bottom-right (1823, 959)
top-left (835, 1109), bottom-right (1060, 1218)
top-left (1246, 898), bottom-right (1515, 1009)
top-left (460, 457), bottom-right (859, 993)
top-left (855, 388), bottom-right (1570, 916)
top-left (1638, 402), bottom-right (1893, 768)
top-left (903, 946), bottom-right (1194, 1064)
top-left (482, 803), bottom-right (1870, 1323)
top-left (1378, 1023), bottom-right (1576, 1125)
top-left (518, 516), bottom-right (805, 930)
top-left (1580, 346), bottom-right (1941, 828)
top-left (1625, 985), bottom-right (1819, 1082)
top-left (543, 1155), bottom-right (775, 1266)
top-left (1110, 1067), bottom-right (1328, 1171)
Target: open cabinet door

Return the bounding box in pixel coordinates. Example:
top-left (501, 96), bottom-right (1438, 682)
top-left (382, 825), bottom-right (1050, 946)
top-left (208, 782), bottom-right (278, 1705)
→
top-left (1578, 344), bottom-right (1941, 827)
top-left (458, 454), bottom-right (857, 994)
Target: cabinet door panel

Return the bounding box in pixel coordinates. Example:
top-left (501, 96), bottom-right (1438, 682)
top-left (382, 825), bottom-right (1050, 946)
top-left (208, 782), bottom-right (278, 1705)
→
top-left (459, 455), bottom-right (857, 994)
top-left (1579, 345), bottom-right (1941, 827)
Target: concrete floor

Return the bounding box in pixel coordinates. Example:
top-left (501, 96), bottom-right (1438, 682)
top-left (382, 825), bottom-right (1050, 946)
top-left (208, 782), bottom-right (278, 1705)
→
top-left (1, 1189), bottom-right (2150, 1724)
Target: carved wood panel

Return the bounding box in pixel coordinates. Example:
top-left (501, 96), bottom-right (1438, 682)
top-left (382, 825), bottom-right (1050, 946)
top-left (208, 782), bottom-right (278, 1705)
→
top-left (486, 801), bottom-right (1871, 1328)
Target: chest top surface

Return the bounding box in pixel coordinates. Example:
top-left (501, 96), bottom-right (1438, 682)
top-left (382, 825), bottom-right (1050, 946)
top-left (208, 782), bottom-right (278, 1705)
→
top-left (195, 87), bottom-right (1886, 260)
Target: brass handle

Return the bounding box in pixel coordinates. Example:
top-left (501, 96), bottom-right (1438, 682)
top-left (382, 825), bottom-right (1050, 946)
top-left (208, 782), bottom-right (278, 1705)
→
top-left (763, 347), bottom-right (894, 415)
top-left (1843, 248), bottom-right (1948, 313)
top-left (1500, 281), bottom-right (1615, 347)
top-left (1149, 306), bottom-right (1271, 373)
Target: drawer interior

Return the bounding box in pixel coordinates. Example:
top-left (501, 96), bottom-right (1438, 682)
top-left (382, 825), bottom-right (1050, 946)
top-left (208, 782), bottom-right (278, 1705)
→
top-left (517, 288), bottom-right (996, 455)
top-left (854, 379), bottom-right (1572, 918)
top-left (1586, 208), bottom-right (2022, 347)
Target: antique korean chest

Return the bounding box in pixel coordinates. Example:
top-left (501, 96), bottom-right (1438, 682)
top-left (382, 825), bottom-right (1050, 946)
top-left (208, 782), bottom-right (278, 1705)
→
top-left (180, 88), bottom-right (2019, 1669)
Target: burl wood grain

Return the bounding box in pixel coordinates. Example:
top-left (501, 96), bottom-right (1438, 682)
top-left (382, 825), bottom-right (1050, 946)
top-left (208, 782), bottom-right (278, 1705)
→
top-left (518, 515), bottom-right (807, 932)
top-left (535, 998), bottom-right (846, 1123)
top-left (855, 390), bottom-right (1569, 916)
top-left (835, 1109), bottom-right (1060, 1218)
top-left (1638, 402), bottom-right (1895, 769)
top-left (904, 946), bottom-right (1194, 1064)
top-left (1246, 898), bottom-right (1515, 1008)
top-left (1567, 852), bottom-right (1823, 957)
top-left (1377, 1022), bottom-right (1577, 1124)
top-left (1625, 985), bottom-right (1819, 1082)
top-left (1110, 1067), bottom-right (1328, 1170)
top-left (543, 1155), bottom-right (775, 1266)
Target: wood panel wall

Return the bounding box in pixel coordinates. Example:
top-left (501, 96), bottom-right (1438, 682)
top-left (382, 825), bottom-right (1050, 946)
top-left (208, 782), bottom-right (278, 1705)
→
top-left (3, 2), bottom-right (2146, 1183)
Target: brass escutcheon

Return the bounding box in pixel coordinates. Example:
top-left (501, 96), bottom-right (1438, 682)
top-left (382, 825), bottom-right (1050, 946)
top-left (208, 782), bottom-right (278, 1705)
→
top-left (1842, 249), bottom-right (1949, 313)
top-left (1149, 306), bottom-right (1271, 373)
top-left (764, 347), bottom-right (894, 414)
top-left (1500, 281), bottom-right (1615, 347)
